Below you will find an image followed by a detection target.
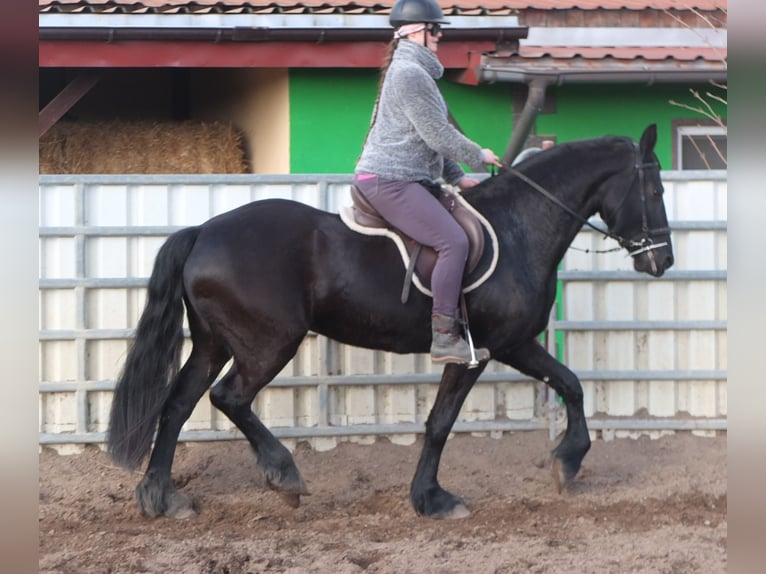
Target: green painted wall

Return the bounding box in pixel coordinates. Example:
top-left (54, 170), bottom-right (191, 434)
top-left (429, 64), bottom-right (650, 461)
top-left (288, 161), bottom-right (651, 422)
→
top-left (439, 79), bottom-right (514, 167)
top-left (289, 69), bottom-right (377, 173)
top-left (535, 83), bottom-right (727, 169)
top-left (290, 70), bottom-right (726, 173)
top-left (289, 69), bottom-right (513, 173)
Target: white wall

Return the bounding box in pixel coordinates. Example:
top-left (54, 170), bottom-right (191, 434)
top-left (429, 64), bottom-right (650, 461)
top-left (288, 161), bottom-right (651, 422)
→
top-left (38, 173), bottom-right (727, 451)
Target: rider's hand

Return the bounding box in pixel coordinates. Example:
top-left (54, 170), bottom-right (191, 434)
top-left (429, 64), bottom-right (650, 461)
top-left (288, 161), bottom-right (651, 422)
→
top-left (481, 148), bottom-right (502, 167)
top-left (457, 176), bottom-right (480, 191)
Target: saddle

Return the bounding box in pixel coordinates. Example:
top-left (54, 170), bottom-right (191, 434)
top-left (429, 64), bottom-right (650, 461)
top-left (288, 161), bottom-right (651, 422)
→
top-left (348, 184), bottom-right (486, 303)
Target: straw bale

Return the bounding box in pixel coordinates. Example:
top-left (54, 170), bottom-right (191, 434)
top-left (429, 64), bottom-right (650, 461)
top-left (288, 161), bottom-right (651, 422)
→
top-left (40, 120), bottom-right (248, 174)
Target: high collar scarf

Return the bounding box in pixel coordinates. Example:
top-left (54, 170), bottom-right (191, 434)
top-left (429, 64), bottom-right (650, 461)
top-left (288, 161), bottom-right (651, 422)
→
top-left (393, 38), bottom-right (444, 81)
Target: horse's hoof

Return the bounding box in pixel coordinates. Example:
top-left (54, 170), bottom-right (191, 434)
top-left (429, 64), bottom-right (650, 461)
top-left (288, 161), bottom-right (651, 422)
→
top-left (136, 482), bottom-right (197, 519)
top-left (165, 490), bottom-right (197, 519)
top-left (170, 505), bottom-right (198, 519)
top-left (552, 455), bottom-right (583, 494)
top-left (552, 458), bottom-right (565, 494)
top-left (425, 499), bottom-right (471, 520)
top-left (266, 473), bottom-right (310, 509)
top-left (266, 469), bottom-right (310, 509)
top-left (443, 502), bottom-right (471, 519)
top-left (266, 466), bottom-right (310, 496)
top-left (279, 491), bottom-right (302, 509)
top-left (412, 485), bottom-right (471, 519)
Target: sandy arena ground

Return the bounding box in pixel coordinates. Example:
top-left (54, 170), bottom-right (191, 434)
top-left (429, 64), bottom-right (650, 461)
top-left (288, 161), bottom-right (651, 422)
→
top-left (39, 430), bottom-right (726, 573)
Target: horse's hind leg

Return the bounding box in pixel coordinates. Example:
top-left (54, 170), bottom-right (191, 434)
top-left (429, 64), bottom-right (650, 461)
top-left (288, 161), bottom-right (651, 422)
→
top-left (135, 343), bottom-right (230, 518)
top-left (499, 339), bottom-right (591, 492)
top-left (410, 362), bottom-right (486, 519)
top-left (209, 338), bottom-right (309, 508)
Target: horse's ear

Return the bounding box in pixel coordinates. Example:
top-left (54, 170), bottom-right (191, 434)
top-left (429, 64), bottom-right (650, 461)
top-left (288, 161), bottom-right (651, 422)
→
top-left (639, 124), bottom-right (657, 158)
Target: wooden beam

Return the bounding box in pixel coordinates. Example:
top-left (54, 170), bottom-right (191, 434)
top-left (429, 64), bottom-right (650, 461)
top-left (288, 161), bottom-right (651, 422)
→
top-left (39, 40), bottom-right (494, 70)
top-left (39, 74), bottom-right (100, 138)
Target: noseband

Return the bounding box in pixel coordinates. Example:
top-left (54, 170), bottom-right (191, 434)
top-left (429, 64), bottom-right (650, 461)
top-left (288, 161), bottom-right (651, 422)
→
top-left (507, 145), bottom-right (669, 269)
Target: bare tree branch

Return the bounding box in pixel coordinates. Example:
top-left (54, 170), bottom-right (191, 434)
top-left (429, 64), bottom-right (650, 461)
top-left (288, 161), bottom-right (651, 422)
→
top-left (706, 134), bottom-right (727, 166)
top-left (664, 5), bottom-right (727, 169)
top-left (662, 7), bottom-right (727, 67)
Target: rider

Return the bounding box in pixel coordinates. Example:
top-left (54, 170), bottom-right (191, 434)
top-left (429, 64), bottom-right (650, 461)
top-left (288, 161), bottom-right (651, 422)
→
top-left (353, 0), bottom-right (502, 364)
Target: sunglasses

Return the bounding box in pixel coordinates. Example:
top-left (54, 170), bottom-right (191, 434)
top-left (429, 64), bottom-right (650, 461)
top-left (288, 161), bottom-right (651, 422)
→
top-left (425, 23), bottom-right (442, 36)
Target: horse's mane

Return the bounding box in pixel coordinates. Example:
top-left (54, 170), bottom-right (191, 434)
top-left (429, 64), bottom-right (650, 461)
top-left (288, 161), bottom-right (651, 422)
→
top-left (512, 135), bottom-right (633, 170)
top-left (464, 135), bottom-right (634, 204)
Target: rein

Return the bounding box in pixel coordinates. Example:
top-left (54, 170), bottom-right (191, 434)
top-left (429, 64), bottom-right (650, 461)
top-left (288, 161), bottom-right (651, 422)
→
top-left (502, 147), bottom-right (669, 262)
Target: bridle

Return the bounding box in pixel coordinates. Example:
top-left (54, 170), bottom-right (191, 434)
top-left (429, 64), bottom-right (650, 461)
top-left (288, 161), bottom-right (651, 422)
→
top-left (504, 145), bottom-right (670, 272)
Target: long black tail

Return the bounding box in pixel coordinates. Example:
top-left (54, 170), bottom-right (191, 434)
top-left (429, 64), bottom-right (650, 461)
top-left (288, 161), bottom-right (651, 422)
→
top-left (107, 226), bottom-right (201, 470)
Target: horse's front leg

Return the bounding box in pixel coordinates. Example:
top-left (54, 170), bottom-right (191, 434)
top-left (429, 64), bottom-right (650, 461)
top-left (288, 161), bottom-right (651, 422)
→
top-left (411, 361), bottom-right (486, 519)
top-left (498, 339), bottom-right (591, 491)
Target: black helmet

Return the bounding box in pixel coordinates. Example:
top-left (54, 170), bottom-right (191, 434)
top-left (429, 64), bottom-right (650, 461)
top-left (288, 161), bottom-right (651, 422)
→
top-left (389, 0), bottom-right (450, 28)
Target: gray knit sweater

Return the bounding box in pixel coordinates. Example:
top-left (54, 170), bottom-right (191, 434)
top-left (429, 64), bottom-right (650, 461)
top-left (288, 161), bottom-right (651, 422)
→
top-left (355, 39), bottom-right (485, 184)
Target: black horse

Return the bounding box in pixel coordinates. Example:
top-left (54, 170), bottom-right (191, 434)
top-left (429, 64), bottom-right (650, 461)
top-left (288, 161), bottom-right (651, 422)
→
top-left (107, 124), bottom-right (673, 519)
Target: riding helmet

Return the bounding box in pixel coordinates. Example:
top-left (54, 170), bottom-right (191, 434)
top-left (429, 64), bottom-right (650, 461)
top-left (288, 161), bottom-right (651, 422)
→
top-left (389, 0), bottom-right (450, 28)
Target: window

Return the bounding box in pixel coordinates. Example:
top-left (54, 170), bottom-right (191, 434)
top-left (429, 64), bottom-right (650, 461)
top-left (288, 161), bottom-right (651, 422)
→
top-left (673, 121), bottom-right (727, 170)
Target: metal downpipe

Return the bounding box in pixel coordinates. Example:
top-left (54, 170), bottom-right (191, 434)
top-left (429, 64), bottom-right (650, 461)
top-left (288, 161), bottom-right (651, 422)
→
top-left (502, 78), bottom-right (549, 166)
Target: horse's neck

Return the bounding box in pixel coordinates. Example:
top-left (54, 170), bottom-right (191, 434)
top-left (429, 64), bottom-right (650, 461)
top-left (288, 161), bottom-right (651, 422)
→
top-left (520, 175), bottom-right (595, 272)
top-left (478, 142), bottom-right (628, 276)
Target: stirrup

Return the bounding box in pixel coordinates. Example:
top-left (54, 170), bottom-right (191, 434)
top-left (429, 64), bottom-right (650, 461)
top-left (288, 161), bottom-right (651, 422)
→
top-left (459, 295), bottom-right (481, 368)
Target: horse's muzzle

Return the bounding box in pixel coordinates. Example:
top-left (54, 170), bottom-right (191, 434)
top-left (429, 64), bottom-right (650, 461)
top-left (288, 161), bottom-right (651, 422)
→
top-left (634, 247), bottom-right (674, 277)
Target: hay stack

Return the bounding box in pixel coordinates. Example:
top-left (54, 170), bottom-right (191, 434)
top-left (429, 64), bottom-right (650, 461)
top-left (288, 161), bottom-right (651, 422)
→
top-left (40, 120), bottom-right (248, 174)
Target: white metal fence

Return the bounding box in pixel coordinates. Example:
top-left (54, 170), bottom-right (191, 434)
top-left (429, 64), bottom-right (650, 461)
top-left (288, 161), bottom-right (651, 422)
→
top-left (38, 172), bottom-right (727, 451)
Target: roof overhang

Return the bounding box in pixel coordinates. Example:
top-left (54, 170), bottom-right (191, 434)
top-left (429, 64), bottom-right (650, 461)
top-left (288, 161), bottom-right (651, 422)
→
top-left (39, 38), bottom-right (505, 69)
top-left (478, 55), bottom-right (727, 86)
top-left (38, 13), bottom-right (527, 69)
top-left (39, 13), bottom-right (727, 86)
top-left (454, 26), bottom-right (727, 86)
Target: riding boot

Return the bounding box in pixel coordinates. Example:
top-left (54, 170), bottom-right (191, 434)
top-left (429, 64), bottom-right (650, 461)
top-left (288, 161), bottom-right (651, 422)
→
top-left (430, 313), bottom-right (490, 364)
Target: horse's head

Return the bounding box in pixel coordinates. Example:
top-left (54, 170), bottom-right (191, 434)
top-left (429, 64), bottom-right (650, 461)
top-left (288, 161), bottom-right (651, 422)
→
top-left (599, 124), bottom-right (674, 277)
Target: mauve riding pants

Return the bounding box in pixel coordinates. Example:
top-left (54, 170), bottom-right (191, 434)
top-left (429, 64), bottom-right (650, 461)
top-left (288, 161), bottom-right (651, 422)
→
top-left (352, 174), bottom-right (468, 317)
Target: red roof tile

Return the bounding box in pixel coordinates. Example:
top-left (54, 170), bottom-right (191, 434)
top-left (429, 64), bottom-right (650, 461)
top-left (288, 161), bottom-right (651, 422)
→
top-left (38, 1), bottom-right (728, 13)
top-left (39, 0), bottom-right (727, 72)
top-left (518, 45), bottom-right (724, 61)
